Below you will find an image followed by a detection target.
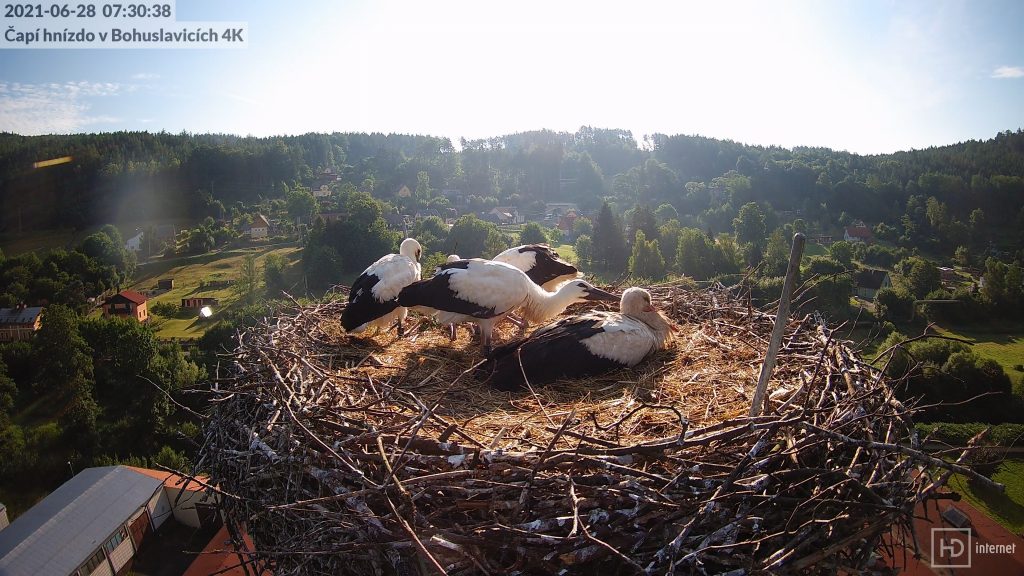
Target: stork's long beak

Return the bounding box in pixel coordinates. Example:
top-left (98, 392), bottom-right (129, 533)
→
top-left (585, 287), bottom-right (620, 303)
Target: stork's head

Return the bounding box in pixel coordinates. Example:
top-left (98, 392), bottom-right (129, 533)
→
top-left (560, 280), bottom-right (619, 304)
top-left (400, 238), bottom-right (422, 261)
top-left (620, 287), bottom-right (675, 341)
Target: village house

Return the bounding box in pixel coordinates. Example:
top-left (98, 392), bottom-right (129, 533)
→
top-left (312, 184), bottom-right (332, 199)
top-left (244, 214), bottom-right (271, 240)
top-left (396, 185), bottom-right (412, 199)
top-left (102, 290), bottom-right (149, 323)
top-left (489, 206), bottom-right (523, 225)
top-left (125, 231), bottom-right (144, 253)
top-left (854, 269), bottom-right (892, 300)
top-left (843, 222), bottom-right (873, 243)
top-left (0, 305), bottom-right (43, 343)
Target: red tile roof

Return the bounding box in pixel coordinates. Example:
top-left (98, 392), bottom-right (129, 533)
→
top-left (183, 525), bottom-right (267, 576)
top-left (114, 290), bottom-right (148, 305)
top-left (845, 225), bottom-right (872, 239)
top-left (885, 491), bottom-right (1024, 575)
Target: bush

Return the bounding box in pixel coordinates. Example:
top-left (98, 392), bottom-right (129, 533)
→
top-left (915, 422), bottom-right (1024, 447)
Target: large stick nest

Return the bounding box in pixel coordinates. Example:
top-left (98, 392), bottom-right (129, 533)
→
top-left (198, 282), bottom-right (972, 575)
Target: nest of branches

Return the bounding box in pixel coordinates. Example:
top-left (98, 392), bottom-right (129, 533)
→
top-left (198, 282), bottom-right (989, 575)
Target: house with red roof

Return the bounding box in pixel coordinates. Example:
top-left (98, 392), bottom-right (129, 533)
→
top-left (102, 290), bottom-right (149, 323)
top-left (844, 221), bottom-right (874, 243)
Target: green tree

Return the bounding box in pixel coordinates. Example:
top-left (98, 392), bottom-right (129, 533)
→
top-left (287, 187), bottom-right (318, 224)
top-left (447, 214), bottom-right (501, 258)
top-left (628, 231), bottom-right (666, 280)
top-left (575, 234), bottom-right (593, 267)
top-left (32, 305), bottom-right (93, 400)
top-left (573, 217), bottom-right (593, 239)
top-left (629, 204), bottom-right (659, 244)
top-left (593, 202), bottom-right (627, 271)
top-left (520, 222), bottom-right (548, 245)
top-left (954, 245), bottom-right (971, 268)
top-left (0, 358), bottom-right (16, 425)
top-left (733, 202), bottom-right (766, 249)
top-left (896, 257), bottom-right (941, 299)
top-left (655, 203), bottom-right (679, 223)
top-left (676, 228), bottom-right (716, 280)
top-left (658, 219), bottom-right (682, 271)
top-left (762, 229), bottom-right (789, 276)
top-left (263, 252), bottom-right (289, 297)
top-left (236, 254), bottom-right (261, 304)
top-left (828, 240), bottom-right (854, 268)
top-left (875, 287), bottom-right (915, 322)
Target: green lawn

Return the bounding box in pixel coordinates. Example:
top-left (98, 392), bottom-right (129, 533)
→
top-left (803, 242), bottom-right (828, 257)
top-left (131, 245), bottom-right (303, 339)
top-left (948, 458), bottom-right (1024, 535)
top-left (554, 243), bottom-right (578, 264)
top-left (933, 322), bottom-right (1024, 392)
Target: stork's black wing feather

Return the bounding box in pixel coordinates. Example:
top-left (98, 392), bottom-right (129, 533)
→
top-left (397, 267), bottom-right (498, 318)
top-left (476, 315), bottom-right (621, 391)
top-left (341, 272), bottom-right (399, 331)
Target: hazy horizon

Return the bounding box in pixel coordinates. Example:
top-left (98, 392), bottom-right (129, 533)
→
top-left (2, 0), bottom-right (1023, 155)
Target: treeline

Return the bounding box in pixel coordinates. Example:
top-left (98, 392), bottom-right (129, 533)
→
top-left (3, 129), bottom-right (1023, 256)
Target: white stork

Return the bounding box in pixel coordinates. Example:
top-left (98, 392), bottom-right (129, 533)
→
top-left (475, 287), bottom-right (674, 391)
top-left (397, 258), bottom-right (618, 352)
top-left (341, 238), bottom-right (422, 337)
top-left (492, 244), bottom-right (581, 291)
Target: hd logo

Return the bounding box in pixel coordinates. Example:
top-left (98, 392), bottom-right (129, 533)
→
top-left (931, 528), bottom-right (972, 568)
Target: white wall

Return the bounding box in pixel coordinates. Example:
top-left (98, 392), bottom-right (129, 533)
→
top-left (147, 489), bottom-right (172, 529)
top-left (166, 486), bottom-right (215, 528)
top-left (108, 537), bottom-right (134, 572)
top-left (87, 558), bottom-right (113, 576)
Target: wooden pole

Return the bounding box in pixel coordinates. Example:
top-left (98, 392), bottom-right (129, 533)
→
top-left (749, 233), bottom-right (805, 417)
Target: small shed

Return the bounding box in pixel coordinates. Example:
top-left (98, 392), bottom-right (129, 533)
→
top-left (157, 279), bottom-right (174, 291)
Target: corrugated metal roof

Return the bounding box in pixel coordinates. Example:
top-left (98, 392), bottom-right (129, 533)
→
top-left (0, 307), bottom-right (42, 326)
top-left (0, 466), bottom-right (163, 576)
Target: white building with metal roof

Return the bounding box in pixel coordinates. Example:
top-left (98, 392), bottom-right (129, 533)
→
top-left (0, 466), bottom-right (208, 576)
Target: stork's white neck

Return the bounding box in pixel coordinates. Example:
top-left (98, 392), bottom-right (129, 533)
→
top-left (519, 281), bottom-right (585, 324)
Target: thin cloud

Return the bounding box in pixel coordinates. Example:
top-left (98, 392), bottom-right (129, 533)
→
top-left (992, 65), bottom-right (1024, 79)
top-left (0, 81), bottom-right (122, 134)
top-left (132, 72), bottom-right (160, 80)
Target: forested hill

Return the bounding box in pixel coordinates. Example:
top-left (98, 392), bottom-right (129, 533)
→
top-left (1, 128), bottom-right (1023, 243)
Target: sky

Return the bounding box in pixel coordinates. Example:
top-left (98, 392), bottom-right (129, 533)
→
top-left (0, 0), bottom-right (1022, 154)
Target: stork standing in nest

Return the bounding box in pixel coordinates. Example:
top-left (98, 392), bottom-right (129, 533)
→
top-left (476, 287), bottom-right (674, 391)
top-left (397, 258), bottom-right (617, 353)
top-left (492, 244), bottom-right (581, 291)
top-left (341, 238), bottom-right (422, 337)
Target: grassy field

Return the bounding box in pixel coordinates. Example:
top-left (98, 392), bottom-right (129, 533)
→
top-left (948, 458), bottom-right (1024, 535)
top-left (933, 322), bottom-right (1024, 392)
top-left (553, 243), bottom-right (578, 264)
top-left (130, 244), bottom-right (303, 339)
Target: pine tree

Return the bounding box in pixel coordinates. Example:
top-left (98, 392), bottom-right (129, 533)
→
top-left (593, 202), bottom-right (627, 272)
